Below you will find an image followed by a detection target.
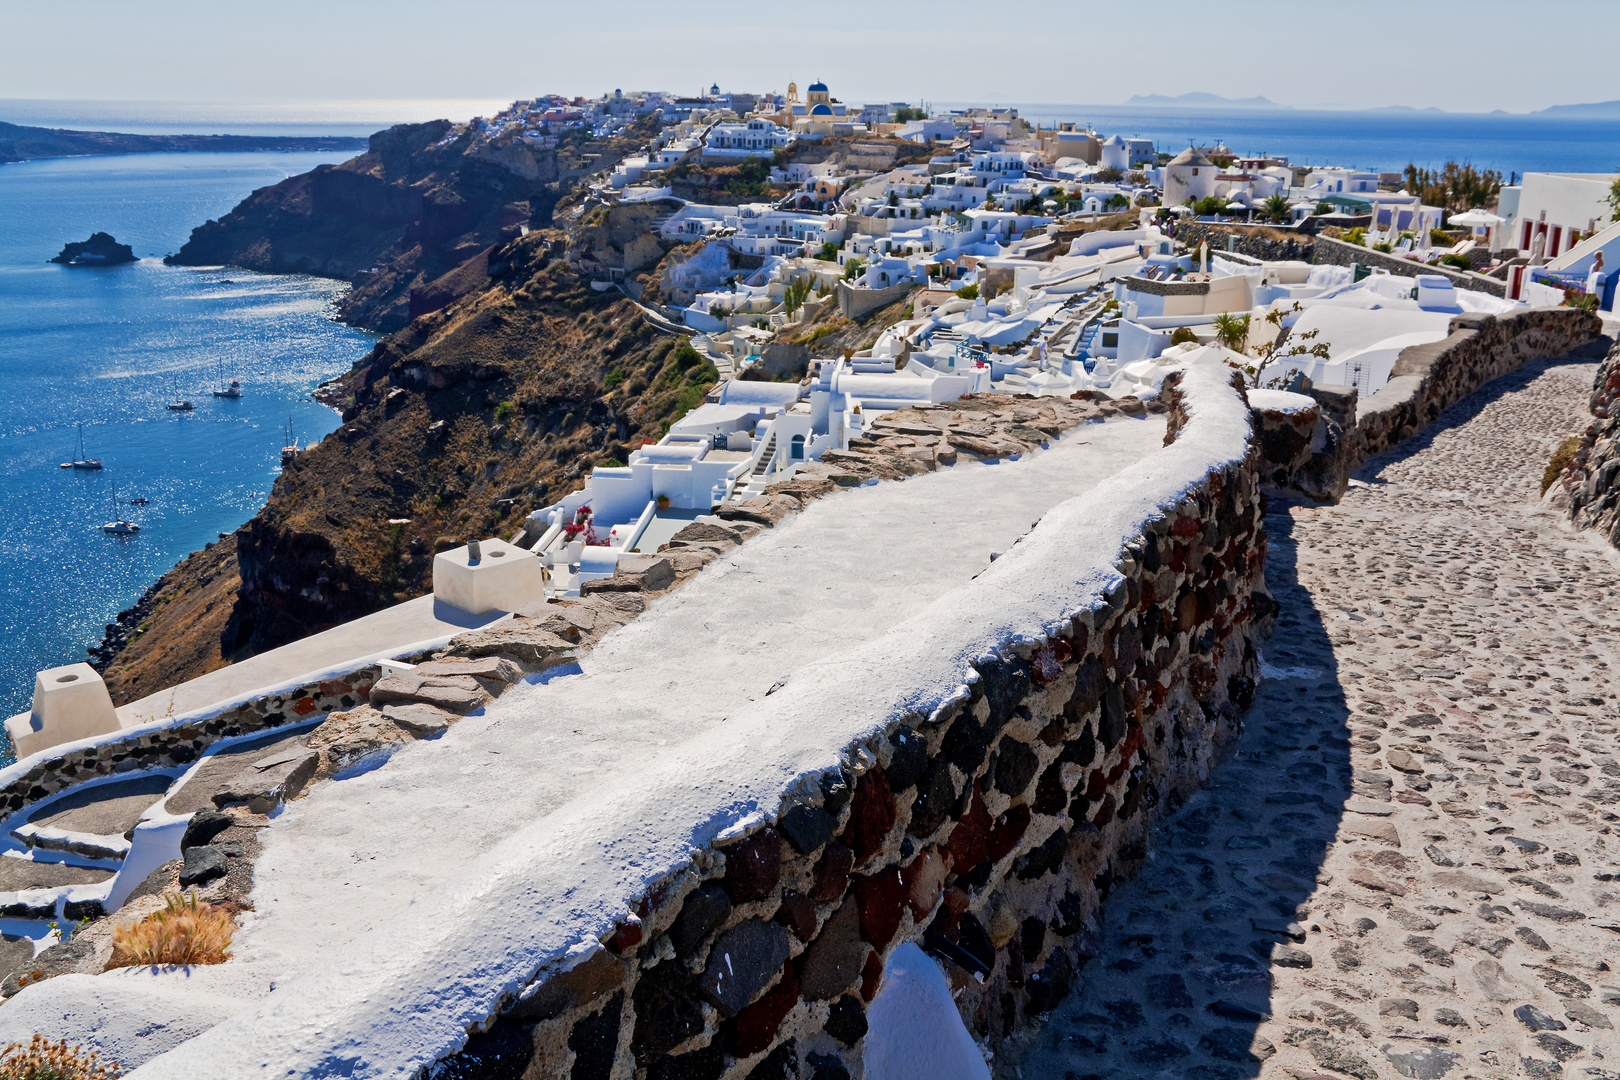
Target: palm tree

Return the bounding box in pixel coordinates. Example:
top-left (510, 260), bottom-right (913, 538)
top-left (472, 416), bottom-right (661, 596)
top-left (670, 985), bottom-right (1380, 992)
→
top-left (1262, 193), bottom-right (1291, 225)
top-left (1213, 311), bottom-right (1250, 353)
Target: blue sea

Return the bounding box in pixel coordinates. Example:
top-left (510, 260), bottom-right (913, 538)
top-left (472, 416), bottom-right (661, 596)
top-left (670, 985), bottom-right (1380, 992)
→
top-left (0, 150), bottom-right (377, 744)
top-left (943, 102), bottom-right (1620, 176)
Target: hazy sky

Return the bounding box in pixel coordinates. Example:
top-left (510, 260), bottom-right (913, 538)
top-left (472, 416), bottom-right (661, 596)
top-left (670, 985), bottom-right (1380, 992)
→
top-left (2, 0), bottom-right (1615, 114)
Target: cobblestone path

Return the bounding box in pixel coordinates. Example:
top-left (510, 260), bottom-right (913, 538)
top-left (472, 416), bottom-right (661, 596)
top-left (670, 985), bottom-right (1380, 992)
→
top-left (1021, 355), bottom-right (1620, 1080)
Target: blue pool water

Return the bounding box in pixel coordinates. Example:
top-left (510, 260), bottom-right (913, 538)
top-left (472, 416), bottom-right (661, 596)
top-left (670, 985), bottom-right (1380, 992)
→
top-left (0, 151), bottom-right (376, 737)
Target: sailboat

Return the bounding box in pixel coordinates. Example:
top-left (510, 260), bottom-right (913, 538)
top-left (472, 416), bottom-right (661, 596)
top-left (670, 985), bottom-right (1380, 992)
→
top-left (60, 423), bottom-right (102, 470)
top-left (167, 375), bottom-right (194, 412)
top-left (101, 481), bottom-right (140, 535)
top-left (280, 418), bottom-right (301, 466)
top-left (213, 359), bottom-right (241, 398)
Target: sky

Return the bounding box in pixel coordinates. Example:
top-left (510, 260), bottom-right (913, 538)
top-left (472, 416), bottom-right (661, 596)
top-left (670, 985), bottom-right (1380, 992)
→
top-left (1, 0), bottom-right (1617, 115)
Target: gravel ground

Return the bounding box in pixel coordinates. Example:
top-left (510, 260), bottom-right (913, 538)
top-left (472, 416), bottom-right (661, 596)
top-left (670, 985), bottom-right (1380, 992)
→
top-left (1020, 355), bottom-right (1620, 1080)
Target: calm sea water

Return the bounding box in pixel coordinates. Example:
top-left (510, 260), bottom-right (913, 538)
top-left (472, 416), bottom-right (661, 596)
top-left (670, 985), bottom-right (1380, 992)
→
top-left (0, 151), bottom-right (377, 747)
top-left (940, 102), bottom-right (1620, 175)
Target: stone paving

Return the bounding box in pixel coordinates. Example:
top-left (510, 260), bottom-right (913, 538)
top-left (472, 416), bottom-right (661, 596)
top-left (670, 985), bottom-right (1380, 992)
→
top-left (1019, 355), bottom-right (1620, 1080)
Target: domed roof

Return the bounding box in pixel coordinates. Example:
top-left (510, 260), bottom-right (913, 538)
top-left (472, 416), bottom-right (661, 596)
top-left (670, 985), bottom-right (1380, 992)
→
top-left (810, 103), bottom-right (834, 116)
top-left (1168, 147), bottom-right (1213, 168)
top-left (1103, 134), bottom-right (1127, 147)
top-left (808, 80), bottom-right (829, 93)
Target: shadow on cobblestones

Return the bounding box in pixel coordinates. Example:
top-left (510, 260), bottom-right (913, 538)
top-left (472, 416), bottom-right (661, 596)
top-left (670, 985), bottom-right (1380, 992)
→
top-left (1019, 502), bottom-right (1354, 1079)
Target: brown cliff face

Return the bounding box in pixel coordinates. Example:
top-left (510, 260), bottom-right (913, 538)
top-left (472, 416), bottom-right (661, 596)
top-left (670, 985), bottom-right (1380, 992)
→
top-left (98, 232), bottom-right (721, 681)
top-left (166, 118), bottom-right (654, 332)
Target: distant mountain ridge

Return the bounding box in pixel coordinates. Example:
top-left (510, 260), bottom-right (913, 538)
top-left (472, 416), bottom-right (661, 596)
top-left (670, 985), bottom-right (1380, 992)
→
top-left (1533, 99), bottom-right (1620, 118)
top-left (1123, 92), bottom-right (1284, 110)
top-left (0, 120), bottom-right (366, 165)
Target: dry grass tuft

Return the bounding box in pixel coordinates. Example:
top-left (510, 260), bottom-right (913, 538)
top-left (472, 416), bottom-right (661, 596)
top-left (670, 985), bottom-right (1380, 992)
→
top-left (106, 890), bottom-right (233, 970)
top-left (1543, 434), bottom-right (1582, 495)
top-left (0, 1034), bottom-right (119, 1079)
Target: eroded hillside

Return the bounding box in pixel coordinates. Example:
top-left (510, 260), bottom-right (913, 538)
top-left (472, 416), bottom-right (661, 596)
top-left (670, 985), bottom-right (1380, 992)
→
top-left (102, 232), bottom-right (721, 699)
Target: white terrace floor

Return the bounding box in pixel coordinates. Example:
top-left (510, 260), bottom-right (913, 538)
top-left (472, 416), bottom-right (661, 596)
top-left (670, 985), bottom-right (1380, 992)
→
top-left (236, 415), bottom-right (1167, 975)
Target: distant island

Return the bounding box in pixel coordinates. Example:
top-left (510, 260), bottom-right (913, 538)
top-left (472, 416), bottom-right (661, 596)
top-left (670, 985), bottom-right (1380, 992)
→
top-left (1123, 92), bottom-right (1284, 110)
top-left (50, 232), bottom-right (137, 266)
top-left (0, 121), bottom-right (367, 166)
top-left (1533, 99), bottom-right (1620, 118)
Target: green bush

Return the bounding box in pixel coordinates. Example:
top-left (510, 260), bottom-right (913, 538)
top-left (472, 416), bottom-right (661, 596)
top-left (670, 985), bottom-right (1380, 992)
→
top-left (1194, 195), bottom-right (1227, 217)
top-left (1314, 201), bottom-right (1334, 216)
top-left (955, 283), bottom-right (979, 300)
top-left (493, 400), bottom-right (515, 424)
top-left (1169, 326), bottom-right (1199, 346)
top-left (1439, 252), bottom-right (1471, 270)
top-left (603, 369), bottom-right (625, 389)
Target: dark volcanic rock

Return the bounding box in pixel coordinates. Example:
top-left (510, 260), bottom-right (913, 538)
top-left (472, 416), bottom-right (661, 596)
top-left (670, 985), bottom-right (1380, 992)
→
top-left (50, 232), bottom-right (135, 266)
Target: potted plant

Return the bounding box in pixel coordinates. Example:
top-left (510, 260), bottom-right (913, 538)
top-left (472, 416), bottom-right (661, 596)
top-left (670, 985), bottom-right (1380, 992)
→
top-left (656, 494), bottom-right (671, 511)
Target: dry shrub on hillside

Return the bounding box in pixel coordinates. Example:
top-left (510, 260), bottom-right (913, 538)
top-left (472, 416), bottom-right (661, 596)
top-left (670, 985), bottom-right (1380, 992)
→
top-left (107, 891), bottom-right (233, 969)
top-left (0, 1034), bottom-right (119, 1079)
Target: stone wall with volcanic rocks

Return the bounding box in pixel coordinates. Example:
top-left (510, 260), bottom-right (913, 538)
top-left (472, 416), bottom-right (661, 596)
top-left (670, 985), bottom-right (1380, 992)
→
top-left (433, 375), bottom-right (1277, 1080)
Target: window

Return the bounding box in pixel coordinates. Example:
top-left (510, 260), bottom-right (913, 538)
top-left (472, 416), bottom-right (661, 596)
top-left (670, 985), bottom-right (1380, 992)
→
top-left (791, 434), bottom-right (805, 460)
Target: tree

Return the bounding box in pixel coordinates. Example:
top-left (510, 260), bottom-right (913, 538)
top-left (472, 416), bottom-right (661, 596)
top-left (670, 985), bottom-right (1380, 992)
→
top-left (1230, 303), bottom-right (1329, 388)
top-left (783, 276), bottom-right (812, 316)
top-left (1213, 311), bottom-right (1250, 352)
top-left (1095, 165), bottom-right (1125, 183)
top-left (1262, 193), bottom-right (1292, 224)
top-left (842, 258), bottom-right (865, 282)
top-left (1608, 172), bottom-right (1620, 222)
top-left (894, 106), bottom-right (926, 123)
top-left (1401, 161), bottom-right (1503, 212)
top-left (1314, 201), bottom-right (1334, 216)
top-left (1194, 195), bottom-right (1226, 217)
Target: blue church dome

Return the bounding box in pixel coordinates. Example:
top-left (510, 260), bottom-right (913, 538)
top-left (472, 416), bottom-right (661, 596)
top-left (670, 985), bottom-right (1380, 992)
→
top-left (808, 81), bottom-right (829, 93)
top-left (810, 103), bottom-right (833, 116)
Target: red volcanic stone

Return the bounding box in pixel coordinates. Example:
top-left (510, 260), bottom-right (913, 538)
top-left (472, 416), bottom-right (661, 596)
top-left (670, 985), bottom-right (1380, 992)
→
top-left (610, 915), bottom-right (643, 954)
top-left (987, 805), bottom-right (1031, 864)
top-left (775, 891), bottom-right (819, 942)
top-left (1092, 793), bottom-right (1116, 826)
top-left (902, 849), bottom-right (948, 919)
top-left (1171, 514), bottom-right (1201, 538)
top-left (841, 770), bottom-right (897, 861)
top-left (860, 951), bottom-right (884, 1002)
top-left (1030, 645), bottom-right (1063, 686)
top-left (853, 868), bottom-right (907, 950)
top-left (1052, 639), bottom-right (1072, 665)
top-left (1083, 770), bottom-right (1107, 802)
top-left (1037, 718), bottom-right (1065, 747)
top-left (293, 697), bottom-right (318, 716)
top-left (728, 960), bottom-right (800, 1057)
top-left (809, 841), bottom-right (854, 903)
top-left (942, 785), bottom-right (992, 874)
top-left (724, 828), bottom-right (782, 903)
top-left (318, 680), bottom-right (353, 697)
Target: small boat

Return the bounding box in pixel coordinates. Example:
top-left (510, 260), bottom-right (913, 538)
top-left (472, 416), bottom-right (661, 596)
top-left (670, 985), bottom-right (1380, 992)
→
top-left (167, 399), bottom-right (194, 411)
top-left (101, 482), bottom-right (140, 535)
top-left (280, 417), bottom-right (301, 465)
top-left (60, 423), bottom-right (102, 470)
top-left (213, 379), bottom-right (242, 399)
top-left (129, 497), bottom-right (149, 506)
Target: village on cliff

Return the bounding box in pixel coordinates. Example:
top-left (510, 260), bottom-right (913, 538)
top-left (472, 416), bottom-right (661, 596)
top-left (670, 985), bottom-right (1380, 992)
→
top-left (1, 78), bottom-right (1618, 1080)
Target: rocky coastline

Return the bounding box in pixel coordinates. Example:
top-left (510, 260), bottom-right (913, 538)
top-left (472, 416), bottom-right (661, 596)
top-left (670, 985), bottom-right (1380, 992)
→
top-left (0, 120), bottom-right (365, 166)
top-left (49, 231), bottom-right (136, 266)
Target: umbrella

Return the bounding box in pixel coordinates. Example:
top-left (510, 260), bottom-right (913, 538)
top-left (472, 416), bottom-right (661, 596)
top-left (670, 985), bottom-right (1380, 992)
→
top-left (1448, 209), bottom-right (1504, 227)
top-left (1225, 201), bottom-right (1248, 211)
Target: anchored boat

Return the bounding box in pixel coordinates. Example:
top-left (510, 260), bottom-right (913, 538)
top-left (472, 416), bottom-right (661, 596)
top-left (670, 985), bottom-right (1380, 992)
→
top-left (60, 423), bottom-right (102, 470)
